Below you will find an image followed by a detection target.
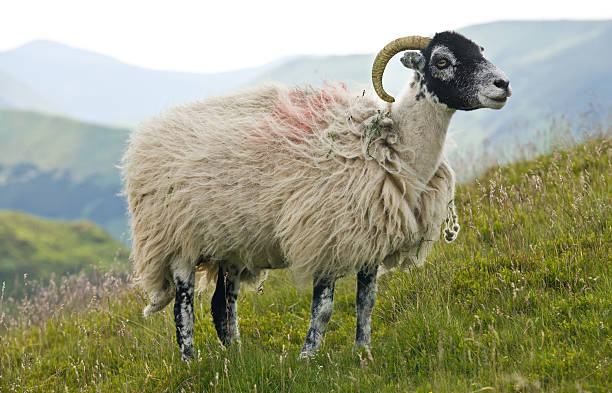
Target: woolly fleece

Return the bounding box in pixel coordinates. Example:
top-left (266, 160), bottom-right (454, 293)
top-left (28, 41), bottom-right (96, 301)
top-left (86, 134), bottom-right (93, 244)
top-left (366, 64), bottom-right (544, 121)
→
top-left (122, 83), bottom-right (455, 301)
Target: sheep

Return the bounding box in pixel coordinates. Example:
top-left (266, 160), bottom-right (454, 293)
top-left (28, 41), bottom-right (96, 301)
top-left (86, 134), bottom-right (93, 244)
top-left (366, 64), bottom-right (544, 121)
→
top-left (121, 31), bottom-right (511, 361)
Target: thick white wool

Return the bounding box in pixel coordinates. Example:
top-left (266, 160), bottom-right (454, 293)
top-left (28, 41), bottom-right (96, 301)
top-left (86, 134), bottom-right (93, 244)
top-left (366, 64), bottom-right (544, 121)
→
top-left (122, 83), bottom-right (455, 300)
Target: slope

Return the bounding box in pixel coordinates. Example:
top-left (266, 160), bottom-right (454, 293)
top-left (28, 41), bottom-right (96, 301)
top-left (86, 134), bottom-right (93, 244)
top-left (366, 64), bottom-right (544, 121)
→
top-left (0, 210), bottom-right (129, 292)
top-left (0, 110), bottom-right (129, 239)
top-left (0, 136), bottom-right (609, 392)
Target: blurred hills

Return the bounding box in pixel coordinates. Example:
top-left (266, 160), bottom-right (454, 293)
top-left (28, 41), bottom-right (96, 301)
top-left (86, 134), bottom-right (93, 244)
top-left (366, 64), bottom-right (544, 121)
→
top-left (1, 21), bottom-right (610, 134)
top-left (0, 110), bottom-right (129, 240)
top-left (0, 69), bottom-right (61, 114)
top-left (0, 40), bottom-right (285, 126)
top-left (0, 210), bottom-right (128, 291)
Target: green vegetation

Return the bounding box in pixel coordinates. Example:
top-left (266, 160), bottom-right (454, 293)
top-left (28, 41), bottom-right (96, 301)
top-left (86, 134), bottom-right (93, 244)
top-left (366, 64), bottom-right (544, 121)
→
top-left (0, 109), bottom-right (129, 186)
top-left (0, 138), bottom-right (610, 392)
top-left (0, 109), bottom-right (130, 239)
top-left (0, 210), bottom-right (129, 292)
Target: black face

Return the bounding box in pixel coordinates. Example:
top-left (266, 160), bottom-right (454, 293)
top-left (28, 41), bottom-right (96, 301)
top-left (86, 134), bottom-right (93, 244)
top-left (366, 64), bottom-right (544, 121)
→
top-left (401, 31), bottom-right (512, 111)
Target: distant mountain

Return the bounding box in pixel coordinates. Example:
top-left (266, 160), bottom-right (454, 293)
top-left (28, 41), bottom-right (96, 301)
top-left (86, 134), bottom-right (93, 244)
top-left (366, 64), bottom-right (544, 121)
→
top-left (0, 41), bottom-right (282, 126)
top-left (1, 20), bottom-right (609, 140)
top-left (0, 110), bottom-right (129, 239)
top-left (0, 70), bottom-right (61, 114)
top-left (0, 97), bottom-right (11, 108)
top-left (0, 210), bottom-right (129, 291)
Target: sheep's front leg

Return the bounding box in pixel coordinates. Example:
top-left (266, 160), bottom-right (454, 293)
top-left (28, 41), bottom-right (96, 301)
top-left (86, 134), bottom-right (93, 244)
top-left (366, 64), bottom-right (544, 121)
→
top-left (299, 276), bottom-right (336, 358)
top-left (355, 264), bottom-right (378, 349)
top-left (173, 267), bottom-right (195, 361)
top-left (211, 265), bottom-right (241, 346)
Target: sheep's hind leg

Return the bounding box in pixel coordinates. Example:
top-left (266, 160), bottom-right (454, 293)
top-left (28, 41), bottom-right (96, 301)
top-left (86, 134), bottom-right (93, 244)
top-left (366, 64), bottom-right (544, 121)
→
top-left (211, 264), bottom-right (242, 346)
top-left (299, 276), bottom-right (336, 358)
top-left (355, 264), bottom-right (378, 350)
top-left (173, 267), bottom-right (195, 361)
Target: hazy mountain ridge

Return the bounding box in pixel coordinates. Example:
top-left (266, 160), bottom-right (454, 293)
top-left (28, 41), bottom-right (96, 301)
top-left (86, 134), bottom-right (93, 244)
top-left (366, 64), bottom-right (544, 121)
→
top-left (0, 163), bottom-right (127, 241)
top-left (0, 109), bottom-right (128, 185)
top-left (1, 20), bottom-right (610, 136)
top-left (0, 40), bottom-right (282, 126)
top-left (0, 69), bottom-right (61, 114)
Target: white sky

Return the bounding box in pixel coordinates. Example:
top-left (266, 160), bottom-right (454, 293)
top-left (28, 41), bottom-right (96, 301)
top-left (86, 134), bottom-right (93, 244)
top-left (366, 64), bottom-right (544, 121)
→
top-left (1, 0), bottom-right (611, 73)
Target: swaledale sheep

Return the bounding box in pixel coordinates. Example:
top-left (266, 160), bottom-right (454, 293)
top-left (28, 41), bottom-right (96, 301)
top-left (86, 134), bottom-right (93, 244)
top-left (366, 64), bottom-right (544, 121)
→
top-left (122, 31), bottom-right (511, 360)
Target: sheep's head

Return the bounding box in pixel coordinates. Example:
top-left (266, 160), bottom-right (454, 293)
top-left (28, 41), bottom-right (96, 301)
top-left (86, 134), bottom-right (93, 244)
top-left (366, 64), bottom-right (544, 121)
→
top-left (372, 32), bottom-right (511, 111)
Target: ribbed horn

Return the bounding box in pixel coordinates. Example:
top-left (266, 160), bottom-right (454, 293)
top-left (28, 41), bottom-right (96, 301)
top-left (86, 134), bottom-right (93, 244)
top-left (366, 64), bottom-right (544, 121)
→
top-left (372, 36), bottom-right (431, 103)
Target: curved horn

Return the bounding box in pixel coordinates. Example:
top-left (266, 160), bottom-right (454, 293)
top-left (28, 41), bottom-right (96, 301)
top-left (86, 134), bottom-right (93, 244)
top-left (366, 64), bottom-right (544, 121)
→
top-left (371, 36), bottom-right (431, 103)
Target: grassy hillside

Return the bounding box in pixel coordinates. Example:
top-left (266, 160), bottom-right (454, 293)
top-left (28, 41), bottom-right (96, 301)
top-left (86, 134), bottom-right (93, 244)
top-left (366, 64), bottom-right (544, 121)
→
top-left (0, 109), bottom-right (129, 185)
top-left (0, 137), bottom-right (610, 392)
top-left (0, 109), bottom-right (129, 239)
top-left (0, 210), bottom-right (129, 293)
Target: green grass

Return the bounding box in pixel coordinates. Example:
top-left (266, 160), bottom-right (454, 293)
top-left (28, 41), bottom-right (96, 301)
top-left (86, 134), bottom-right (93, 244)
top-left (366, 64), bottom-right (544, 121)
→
top-left (0, 138), bottom-right (610, 392)
top-left (0, 210), bottom-right (129, 293)
top-left (0, 109), bottom-right (129, 186)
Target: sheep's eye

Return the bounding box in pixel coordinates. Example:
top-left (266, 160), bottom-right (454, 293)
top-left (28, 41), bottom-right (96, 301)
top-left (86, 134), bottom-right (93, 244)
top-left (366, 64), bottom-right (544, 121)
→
top-left (436, 59), bottom-right (449, 69)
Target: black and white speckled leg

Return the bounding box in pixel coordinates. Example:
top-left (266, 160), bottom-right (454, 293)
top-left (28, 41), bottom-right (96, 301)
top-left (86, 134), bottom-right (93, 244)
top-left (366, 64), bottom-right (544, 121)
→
top-left (172, 268), bottom-right (195, 361)
top-left (299, 276), bottom-right (336, 358)
top-left (210, 265), bottom-right (242, 346)
top-left (355, 264), bottom-right (378, 349)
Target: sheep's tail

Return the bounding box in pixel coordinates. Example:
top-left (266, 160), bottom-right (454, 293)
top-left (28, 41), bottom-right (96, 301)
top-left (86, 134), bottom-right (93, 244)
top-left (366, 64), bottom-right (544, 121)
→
top-left (131, 242), bottom-right (175, 316)
top-left (195, 262), bottom-right (219, 292)
top-left (141, 264), bottom-right (215, 317)
top-left (142, 278), bottom-right (174, 317)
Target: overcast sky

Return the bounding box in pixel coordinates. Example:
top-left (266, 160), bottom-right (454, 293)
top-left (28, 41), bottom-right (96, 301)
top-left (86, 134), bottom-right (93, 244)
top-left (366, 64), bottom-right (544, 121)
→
top-left (1, 0), bottom-right (611, 73)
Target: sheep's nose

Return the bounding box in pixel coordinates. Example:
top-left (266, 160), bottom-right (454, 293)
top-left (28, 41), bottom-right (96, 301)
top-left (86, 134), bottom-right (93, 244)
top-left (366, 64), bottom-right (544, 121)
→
top-left (494, 78), bottom-right (509, 90)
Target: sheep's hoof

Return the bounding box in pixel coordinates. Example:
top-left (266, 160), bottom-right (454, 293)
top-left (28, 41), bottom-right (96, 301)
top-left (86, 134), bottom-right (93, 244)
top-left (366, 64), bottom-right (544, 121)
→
top-left (221, 338), bottom-right (242, 353)
top-left (353, 345), bottom-right (374, 365)
top-left (218, 335), bottom-right (241, 349)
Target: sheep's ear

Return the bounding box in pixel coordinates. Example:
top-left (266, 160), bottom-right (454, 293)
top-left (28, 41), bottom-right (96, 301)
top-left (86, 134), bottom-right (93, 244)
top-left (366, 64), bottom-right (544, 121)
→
top-left (400, 51), bottom-right (425, 72)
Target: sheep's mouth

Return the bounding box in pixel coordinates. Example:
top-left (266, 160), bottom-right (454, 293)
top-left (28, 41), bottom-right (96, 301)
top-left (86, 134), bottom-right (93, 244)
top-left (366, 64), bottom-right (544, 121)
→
top-left (478, 93), bottom-right (508, 109)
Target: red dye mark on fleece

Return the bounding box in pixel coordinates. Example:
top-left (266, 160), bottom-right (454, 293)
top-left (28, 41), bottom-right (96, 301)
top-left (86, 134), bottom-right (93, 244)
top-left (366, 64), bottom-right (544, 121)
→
top-left (274, 84), bottom-right (346, 139)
